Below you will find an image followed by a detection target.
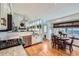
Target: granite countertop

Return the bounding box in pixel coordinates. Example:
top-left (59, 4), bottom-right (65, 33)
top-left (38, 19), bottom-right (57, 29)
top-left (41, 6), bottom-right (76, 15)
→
top-left (0, 45), bottom-right (28, 56)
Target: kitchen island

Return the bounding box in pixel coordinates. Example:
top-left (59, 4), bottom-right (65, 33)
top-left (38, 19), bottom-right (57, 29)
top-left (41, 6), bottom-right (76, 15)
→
top-left (0, 32), bottom-right (43, 56)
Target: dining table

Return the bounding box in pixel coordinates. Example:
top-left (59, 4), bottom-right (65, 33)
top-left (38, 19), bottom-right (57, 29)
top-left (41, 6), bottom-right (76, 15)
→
top-left (57, 37), bottom-right (70, 50)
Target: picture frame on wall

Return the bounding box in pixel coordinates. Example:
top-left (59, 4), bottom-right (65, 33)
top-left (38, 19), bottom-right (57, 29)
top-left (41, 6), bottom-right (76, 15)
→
top-left (0, 18), bottom-right (7, 31)
top-left (1, 18), bottom-right (6, 26)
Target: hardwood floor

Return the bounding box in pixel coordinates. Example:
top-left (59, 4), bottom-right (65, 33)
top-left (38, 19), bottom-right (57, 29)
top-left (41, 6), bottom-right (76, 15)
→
top-left (24, 40), bottom-right (79, 56)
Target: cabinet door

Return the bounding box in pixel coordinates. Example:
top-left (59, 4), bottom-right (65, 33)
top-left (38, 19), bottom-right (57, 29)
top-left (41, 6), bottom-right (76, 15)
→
top-left (23, 35), bottom-right (32, 47)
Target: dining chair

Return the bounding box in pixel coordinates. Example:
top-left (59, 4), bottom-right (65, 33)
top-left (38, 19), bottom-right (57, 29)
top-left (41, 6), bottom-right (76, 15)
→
top-left (65, 37), bottom-right (74, 53)
top-left (63, 34), bottom-right (67, 38)
top-left (51, 35), bottom-right (63, 49)
top-left (51, 35), bottom-right (58, 48)
top-left (51, 35), bottom-right (56, 48)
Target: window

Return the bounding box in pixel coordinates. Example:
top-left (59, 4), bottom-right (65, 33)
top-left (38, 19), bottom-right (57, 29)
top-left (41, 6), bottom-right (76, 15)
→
top-left (54, 28), bottom-right (79, 37)
top-left (67, 28), bottom-right (79, 37)
top-left (53, 27), bottom-right (79, 46)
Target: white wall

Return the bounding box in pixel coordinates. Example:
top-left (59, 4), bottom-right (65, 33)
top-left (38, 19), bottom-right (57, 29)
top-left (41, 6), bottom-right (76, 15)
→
top-left (0, 3), bottom-right (11, 40)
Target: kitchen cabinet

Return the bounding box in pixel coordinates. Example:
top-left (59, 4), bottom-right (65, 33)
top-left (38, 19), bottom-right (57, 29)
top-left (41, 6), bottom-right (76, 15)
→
top-left (23, 35), bottom-right (32, 47)
top-left (32, 34), bottom-right (43, 44)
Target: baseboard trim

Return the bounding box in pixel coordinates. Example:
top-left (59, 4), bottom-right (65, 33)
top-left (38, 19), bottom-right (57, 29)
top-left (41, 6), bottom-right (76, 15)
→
top-left (31, 42), bottom-right (42, 46)
top-left (73, 44), bottom-right (79, 47)
top-left (24, 42), bottom-right (42, 48)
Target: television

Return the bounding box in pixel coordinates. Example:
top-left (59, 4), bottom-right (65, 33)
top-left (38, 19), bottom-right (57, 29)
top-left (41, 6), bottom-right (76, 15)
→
top-left (0, 14), bottom-right (12, 32)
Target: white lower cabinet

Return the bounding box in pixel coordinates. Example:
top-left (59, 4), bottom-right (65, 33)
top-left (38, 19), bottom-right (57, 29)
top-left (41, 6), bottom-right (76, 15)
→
top-left (32, 35), bottom-right (43, 44)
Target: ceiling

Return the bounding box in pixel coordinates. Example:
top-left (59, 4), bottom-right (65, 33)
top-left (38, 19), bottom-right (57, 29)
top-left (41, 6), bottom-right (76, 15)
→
top-left (12, 3), bottom-right (79, 21)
